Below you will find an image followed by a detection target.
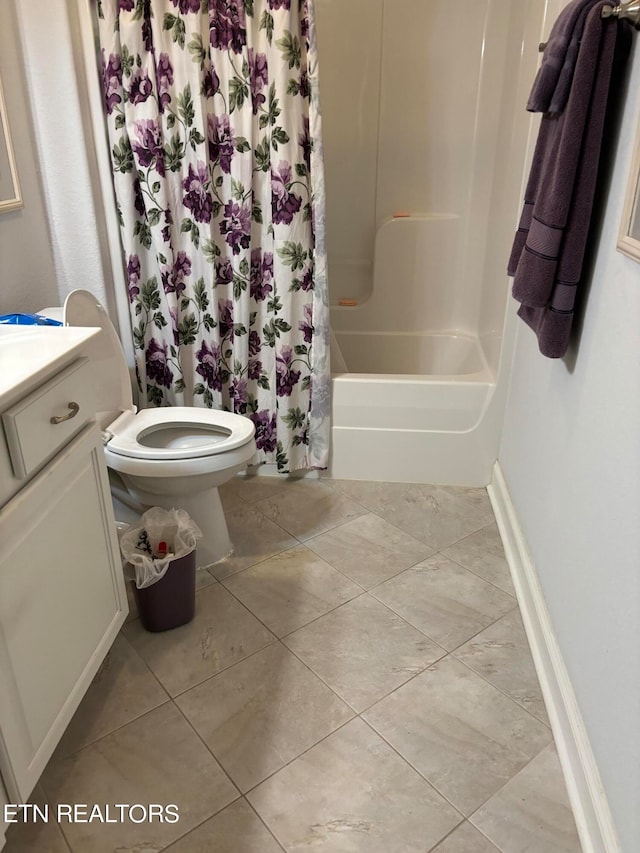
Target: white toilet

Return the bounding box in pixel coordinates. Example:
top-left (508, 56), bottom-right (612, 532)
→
top-left (45, 290), bottom-right (256, 566)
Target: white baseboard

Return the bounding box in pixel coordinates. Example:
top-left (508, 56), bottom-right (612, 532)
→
top-left (488, 462), bottom-right (620, 853)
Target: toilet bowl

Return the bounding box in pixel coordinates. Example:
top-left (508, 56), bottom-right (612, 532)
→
top-left (44, 290), bottom-right (256, 566)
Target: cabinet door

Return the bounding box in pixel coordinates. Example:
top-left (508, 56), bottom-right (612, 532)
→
top-left (0, 424), bottom-right (127, 801)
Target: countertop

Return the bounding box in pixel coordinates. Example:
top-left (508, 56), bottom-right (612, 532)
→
top-left (0, 326), bottom-right (99, 408)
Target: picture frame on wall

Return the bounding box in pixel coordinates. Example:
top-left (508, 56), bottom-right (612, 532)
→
top-left (617, 113), bottom-right (640, 262)
top-left (0, 71), bottom-right (22, 213)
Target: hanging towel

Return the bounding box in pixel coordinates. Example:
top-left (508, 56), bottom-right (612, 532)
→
top-left (527, 0), bottom-right (597, 115)
top-left (508, 3), bottom-right (629, 359)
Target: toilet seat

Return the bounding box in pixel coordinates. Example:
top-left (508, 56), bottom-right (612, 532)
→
top-left (59, 290), bottom-right (256, 464)
top-left (105, 406), bottom-right (255, 461)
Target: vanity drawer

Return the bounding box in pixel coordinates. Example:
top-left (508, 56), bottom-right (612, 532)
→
top-left (2, 358), bottom-right (94, 479)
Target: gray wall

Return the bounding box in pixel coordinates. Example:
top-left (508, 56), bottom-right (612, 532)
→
top-left (499, 38), bottom-right (640, 853)
top-left (1, 0), bottom-right (131, 355)
top-left (0, 2), bottom-right (59, 314)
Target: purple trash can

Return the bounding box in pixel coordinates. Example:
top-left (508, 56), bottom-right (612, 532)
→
top-left (132, 549), bottom-right (196, 632)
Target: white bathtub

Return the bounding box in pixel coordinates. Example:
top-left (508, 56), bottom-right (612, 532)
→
top-left (333, 331), bottom-right (486, 376)
top-left (328, 330), bottom-right (497, 485)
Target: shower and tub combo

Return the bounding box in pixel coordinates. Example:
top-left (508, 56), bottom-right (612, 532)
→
top-left (329, 214), bottom-right (495, 484)
top-left (32, 0), bottom-right (546, 489)
top-left (316, 0), bottom-right (540, 484)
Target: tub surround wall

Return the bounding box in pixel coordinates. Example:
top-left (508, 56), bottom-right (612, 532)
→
top-left (317, 0), bottom-right (514, 351)
top-left (317, 0), bottom-right (491, 313)
top-left (330, 217), bottom-right (461, 336)
top-left (478, 0), bottom-right (541, 372)
top-left (313, 0), bottom-right (381, 303)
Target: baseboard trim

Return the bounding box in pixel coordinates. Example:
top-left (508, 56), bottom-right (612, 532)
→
top-left (488, 462), bottom-right (620, 853)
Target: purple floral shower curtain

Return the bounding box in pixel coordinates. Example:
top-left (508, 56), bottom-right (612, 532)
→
top-left (97, 0), bottom-right (329, 472)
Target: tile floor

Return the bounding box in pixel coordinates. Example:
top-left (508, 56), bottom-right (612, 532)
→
top-left (4, 477), bottom-right (582, 853)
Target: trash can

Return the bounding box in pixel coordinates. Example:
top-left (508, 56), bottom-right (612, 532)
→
top-left (119, 507), bottom-right (202, 633)
top-left (133, 550), bottom-right (197, 632)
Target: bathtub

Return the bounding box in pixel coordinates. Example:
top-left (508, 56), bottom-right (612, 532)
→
top-left (325, 214), bottom-right (499, 485)
top-left (328, 330), bottom-right (497, 486)
top-left (333, 331), bottom-right (486, 377)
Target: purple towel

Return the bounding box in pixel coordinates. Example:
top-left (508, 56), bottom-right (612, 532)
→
top-left (527, 0), bottom-right (598, 115)
top-left (508, 3), bottom-right (626, 359)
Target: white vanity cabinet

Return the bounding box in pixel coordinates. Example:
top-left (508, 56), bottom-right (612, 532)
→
top-left (0, 328), bottom-right (128, 823)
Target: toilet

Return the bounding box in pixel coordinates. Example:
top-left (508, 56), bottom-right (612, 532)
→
top-left (44, 290), bottom-right (256, 566)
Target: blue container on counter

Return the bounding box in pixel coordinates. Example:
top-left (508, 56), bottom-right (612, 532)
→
top-left (0, 313), bottom-right (63, 326)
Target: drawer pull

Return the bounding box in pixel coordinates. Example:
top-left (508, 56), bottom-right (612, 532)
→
top-left (50, 402), bottom-right (80, 424)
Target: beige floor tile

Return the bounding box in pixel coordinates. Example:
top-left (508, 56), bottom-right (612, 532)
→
top-left (123, 583), bottom-right (275, 696)
top-left (40, 703), bottom-right (238, 853)
top-left (372, 484), bottom-right (495, 551)
top-left (364, 657), bottom-right (551, 815)
top-left (165, 799), bottom-right (283, 852)
top-left (471, 744), bottom-right (581, 852)
top-left (3, 788), bottom-right (71, 853)
top-left (443, 523), bottom-right (515, 594)
top-left (196, 566), bottom-right (218, 589)
top-left (231, 473), bottom-right (291, 504)
top-left (3, 820), bottom-right (70, 853)
top-left (255, 479), bottom-right (367, 540)
top-left (430, 821), bottom-right (500, 852)
top-left (454, 611), bottom-right (549, 724)
top-left (327, 479), bottom-right (420, 512)
top-left (306, 513), bottom-right (434, 588)
top-left (223, 546), bottom-right (362, 637)
top-left (177, 643), bottom-right (353, 792)
top-left (211, 501), bottom-right (298, 580)
top-left (54, 634), bottom-right (168, 758)
top-left (25, 476), bottom-right (573, 853)
top-left (284, 595), bottom-right (445, 712)
top-left (372, 555), bottom-right (516, 651)
top-left (248, 718), bottom-right (461, 852)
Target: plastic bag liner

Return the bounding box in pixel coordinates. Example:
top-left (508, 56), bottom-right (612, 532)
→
top-left (119, 507), bottom-right (202, 589)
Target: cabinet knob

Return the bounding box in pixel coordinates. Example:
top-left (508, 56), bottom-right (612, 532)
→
top-left (50, 402), bottom-right (80, 424)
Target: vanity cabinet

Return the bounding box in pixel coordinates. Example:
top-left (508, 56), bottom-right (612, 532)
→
top-left (0, 332), bottom-right (127, 837)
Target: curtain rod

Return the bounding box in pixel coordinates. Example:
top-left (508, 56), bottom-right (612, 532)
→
top-left (602, 1), bottom-right (640, 25)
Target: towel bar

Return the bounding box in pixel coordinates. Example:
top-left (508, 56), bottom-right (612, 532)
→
top-left (539, 2), bottom-right (639, 52)
top-left (602, 1), bottom-right (640, 26)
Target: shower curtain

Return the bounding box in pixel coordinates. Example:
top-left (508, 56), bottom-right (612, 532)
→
top-left (97, 0), bottom-right (329, 472)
